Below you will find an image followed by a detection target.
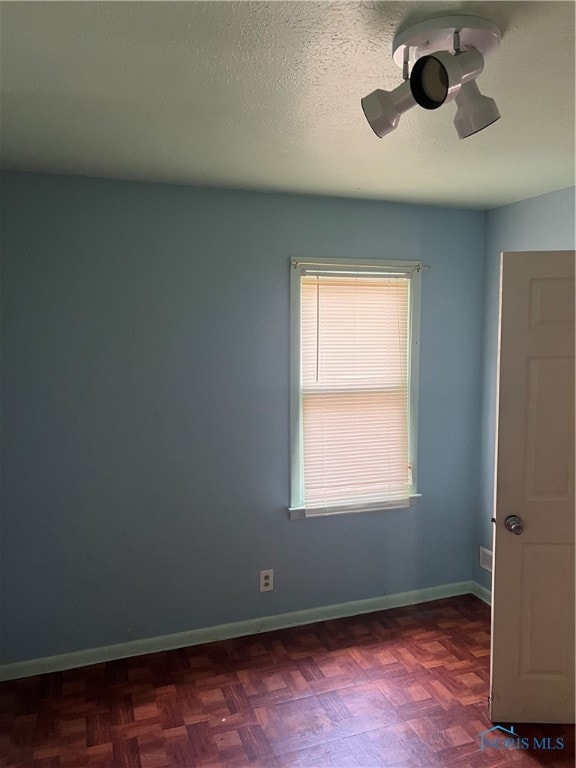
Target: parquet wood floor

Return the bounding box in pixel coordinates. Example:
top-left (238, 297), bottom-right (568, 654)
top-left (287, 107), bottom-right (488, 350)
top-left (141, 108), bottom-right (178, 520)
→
top-left (1, 596), bottom-right (573, 767)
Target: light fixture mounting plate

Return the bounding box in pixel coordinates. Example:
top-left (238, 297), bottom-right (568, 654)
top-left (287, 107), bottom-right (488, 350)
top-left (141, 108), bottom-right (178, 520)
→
top-left (392, 15), bottom-right (501, 68)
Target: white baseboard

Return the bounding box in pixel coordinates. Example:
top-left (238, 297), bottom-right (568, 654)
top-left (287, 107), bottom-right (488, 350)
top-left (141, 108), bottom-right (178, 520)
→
top-left (470, 580), bottom-right (492, 605)
top-left (0, 580), bottom-right (490, 681)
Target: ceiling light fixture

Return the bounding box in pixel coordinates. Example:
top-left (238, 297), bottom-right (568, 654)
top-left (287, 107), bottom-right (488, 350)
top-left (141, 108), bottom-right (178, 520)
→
top-left (361, 16), bottom-right (501, 139)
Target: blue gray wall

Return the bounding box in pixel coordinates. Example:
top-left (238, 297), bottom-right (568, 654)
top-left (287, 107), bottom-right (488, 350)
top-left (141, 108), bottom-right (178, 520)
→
top-left (474, 186), bottom-right (576, 589)
top-left (1, 171), bottom-right (486, 664)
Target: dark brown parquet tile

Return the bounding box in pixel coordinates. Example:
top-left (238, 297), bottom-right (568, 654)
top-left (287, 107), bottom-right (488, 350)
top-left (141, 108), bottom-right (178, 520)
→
top-left (1, 596), bottom-right (573, 767)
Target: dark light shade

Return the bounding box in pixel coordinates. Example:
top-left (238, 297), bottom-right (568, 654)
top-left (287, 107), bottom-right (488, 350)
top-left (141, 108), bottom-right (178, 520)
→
top-left (410, 57), bottom-right (449, 109)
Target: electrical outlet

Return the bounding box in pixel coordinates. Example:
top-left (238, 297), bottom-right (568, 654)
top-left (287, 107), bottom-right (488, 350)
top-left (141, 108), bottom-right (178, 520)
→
top-left (260, 569), bottom-right (274, 592)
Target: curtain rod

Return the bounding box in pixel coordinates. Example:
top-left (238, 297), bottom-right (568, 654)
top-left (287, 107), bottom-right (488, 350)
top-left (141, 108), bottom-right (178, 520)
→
top-left (291, 259), bottom-right (431, 272)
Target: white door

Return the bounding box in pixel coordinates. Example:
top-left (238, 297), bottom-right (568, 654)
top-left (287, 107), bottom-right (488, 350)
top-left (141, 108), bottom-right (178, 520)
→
top-left (490, 250), bottom-right (575, 723)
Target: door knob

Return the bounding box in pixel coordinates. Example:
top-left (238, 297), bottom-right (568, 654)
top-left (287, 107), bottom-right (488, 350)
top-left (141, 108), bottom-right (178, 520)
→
top-left (504, 515), bottom-right (524, 535)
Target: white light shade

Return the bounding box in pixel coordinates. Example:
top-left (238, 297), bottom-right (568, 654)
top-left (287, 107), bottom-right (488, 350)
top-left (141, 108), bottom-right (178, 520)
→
top-left (453, 80), bottom-right (500, 138)
top-left (410, 47), bottom-right (484, 109)
top-left (361, 81), bottom-right (416, 137)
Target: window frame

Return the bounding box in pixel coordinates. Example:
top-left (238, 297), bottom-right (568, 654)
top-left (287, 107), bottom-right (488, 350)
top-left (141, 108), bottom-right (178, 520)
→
top-left (289, 257), bottom-right (422, 519)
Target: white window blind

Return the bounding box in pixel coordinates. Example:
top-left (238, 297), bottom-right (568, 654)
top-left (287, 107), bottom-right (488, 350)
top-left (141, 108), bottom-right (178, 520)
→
top-left (290, 259), bottom-right (421, 517)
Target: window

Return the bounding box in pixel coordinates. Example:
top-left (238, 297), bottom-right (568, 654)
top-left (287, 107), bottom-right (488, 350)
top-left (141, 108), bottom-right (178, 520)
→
top-left (290, 258), bottom-right (422, 518)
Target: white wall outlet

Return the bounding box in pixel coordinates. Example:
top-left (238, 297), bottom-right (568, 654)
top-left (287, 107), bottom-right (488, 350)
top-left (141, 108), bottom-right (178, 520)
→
top-left (259, 569), bottom-right (274, 592)
top-left (480, 546), bottom-right (493, 572)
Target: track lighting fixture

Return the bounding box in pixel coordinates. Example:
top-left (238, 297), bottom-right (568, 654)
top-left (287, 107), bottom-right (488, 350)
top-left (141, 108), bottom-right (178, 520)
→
top-left (361, 16), bottom-right (501, 139)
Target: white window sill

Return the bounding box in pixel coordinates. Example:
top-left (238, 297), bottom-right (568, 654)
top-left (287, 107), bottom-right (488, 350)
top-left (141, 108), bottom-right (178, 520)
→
top-left (288, 494), bottom-right (422, 520)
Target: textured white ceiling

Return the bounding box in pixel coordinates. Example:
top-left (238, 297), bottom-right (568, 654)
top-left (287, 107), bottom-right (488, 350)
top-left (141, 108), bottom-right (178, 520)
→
top-left (1, 1), bottom-right (574, 208)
